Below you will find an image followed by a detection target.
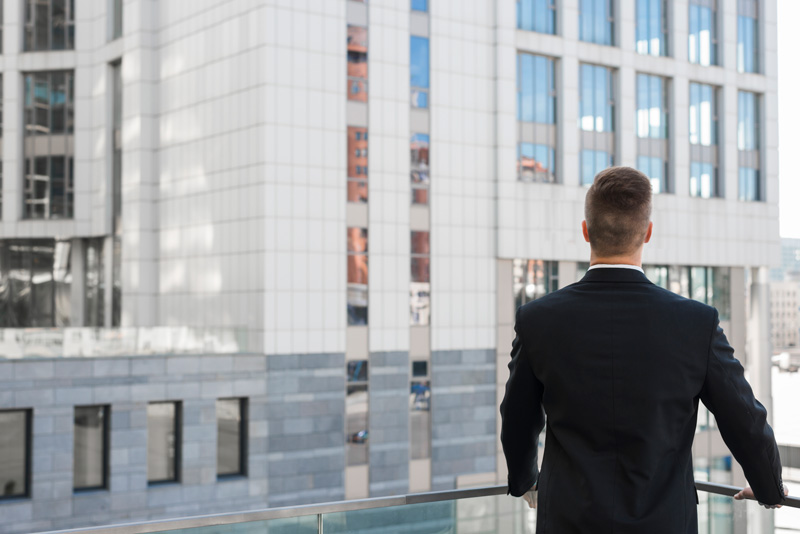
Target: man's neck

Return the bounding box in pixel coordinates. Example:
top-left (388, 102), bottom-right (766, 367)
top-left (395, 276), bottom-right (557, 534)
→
top-left (589, 252), bottom-right (643, 268)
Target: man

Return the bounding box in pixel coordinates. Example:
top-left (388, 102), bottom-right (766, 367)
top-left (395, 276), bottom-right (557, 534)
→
top-left (500, 167), bottom-right (787, 533)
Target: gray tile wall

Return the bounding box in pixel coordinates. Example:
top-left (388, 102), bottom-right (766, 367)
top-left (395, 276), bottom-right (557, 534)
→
top-left (431, 349), bottom-right (497, 491)
top-left (368, 351), bottom-right (409, 497)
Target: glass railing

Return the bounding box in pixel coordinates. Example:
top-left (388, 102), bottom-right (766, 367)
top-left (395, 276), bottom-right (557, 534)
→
top-left (36, 482), bottom-right (799, 534)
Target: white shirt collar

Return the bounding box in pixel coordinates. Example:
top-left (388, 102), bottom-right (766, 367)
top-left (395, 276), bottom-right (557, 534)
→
top-left (587, 263), bottom-right (645, 274)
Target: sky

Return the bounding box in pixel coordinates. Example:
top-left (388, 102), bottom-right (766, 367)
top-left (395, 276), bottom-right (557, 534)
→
top-left (778, 0), bottom-right (800, 238)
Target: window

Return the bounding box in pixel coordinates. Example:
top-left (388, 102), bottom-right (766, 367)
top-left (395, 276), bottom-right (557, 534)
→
top-left (636, 0), bottom-right (667, 56)
top-left (24, 0), bottom-right (75, 50)
top-left (111, 61), bottom-right (122, 327)
top-left (689, 83), bottom-right (719, 198)
top-left (84, 238), bottom-right (105, 327)
top-left (410, 36), bottom-right (430, 108)
top-left (517, 0), bottom-right (556, 35)
top-left (346, 361), bottom-right (369, 466)
top-left (74, 405), bottom-right (109, 490)
top-left (0, 410), bottom-right (31, 499)
top-left (410, 133), bottom-right (429, 205)
top-left (411, 231), bottom-right (430, 325)
top-left (23, 71), bottom-right (75, 219)
top-left (580, 64), bottom-right (615, 185)
top-left (737, 0), bottom-right (758, 73)
top-left (0, 239), bottom-right (72, 327)
top-left (147, 402), bottom-right (180, 484)
top-left (347, 26), bottom-right (368, 102)
top-left (580, 0), bottom-right (614, 46)
top-left (110, 0), bottom-right (123, 41)
top-left (410, 361), bottom-right (431, 460)
top-left (412, 0), bottom-right (428, 12)
top-left (644, 265), bottom-right (669, 289)
top-left (689, 0), bottom-right (717, 66)
top-left (513, 260), bottom-right (558, 310)
top-left (738, 91), bottom-right (761, 201)
top-left (0, 74), bottom-right (3, 218)
top-left (217, 399), bottom-right (247, 477)
top-left (517, 53), bottom-right (556, 182)
top-left (348, 127), bottom-right (368, 203)
top-left (636, 74), bottom-right (669, 193)
top-left (347, 228), bottom-right (368, 326)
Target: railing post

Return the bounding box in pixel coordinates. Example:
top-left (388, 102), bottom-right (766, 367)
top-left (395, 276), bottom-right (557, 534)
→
top-left (318, 513), bottom-right (323, 534)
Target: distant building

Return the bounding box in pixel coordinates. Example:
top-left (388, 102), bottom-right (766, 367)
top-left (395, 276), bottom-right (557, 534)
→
top-left (771, 238), bottom-right (800, 281)
top-left (771, 281), bottom-right (800, 352)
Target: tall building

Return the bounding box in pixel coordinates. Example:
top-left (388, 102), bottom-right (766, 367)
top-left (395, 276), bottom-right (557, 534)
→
top-left (771, 282), bottom-right (799, 352)
top-left (0, 1), bottom-right (781, 533)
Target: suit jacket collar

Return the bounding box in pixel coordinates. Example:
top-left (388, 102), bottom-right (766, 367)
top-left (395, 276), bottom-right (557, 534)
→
top-left (580, 267), bottom-right (652, 284)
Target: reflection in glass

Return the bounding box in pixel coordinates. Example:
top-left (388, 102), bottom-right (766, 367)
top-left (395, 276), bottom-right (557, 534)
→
top-left (347, 26), bottom-right (368, 102)
top-left (644, 265), bottom-right (669, 289)
top-left (410, 380), bottom-right (431, 460)
top-left (518, 143), bottom-right (555, 183)
top-left (737, 14), bottom-right (758, 73)
top-left (581, 150), bottom-right (613, 186)
top-left (411, 232), bottom-right (431, 326)
top-left (694, 456), bottom-right (734, 533)
top-left (24, 0), bottom-right (75, 51)
top-left (580, 64), bottom-right (614, 133)
top-left (690, 162), bottom-right (715, 199)
top-left (348, 127), bottom-right (368, 203)
top-left (518, 53), bottom-right (556, 124)
top-left (346, 384), bottom-right (369, 466)
top-left (518, 0), bottom-right (556, 34)
top-left (689, 2), bottom-right (717, 65)
top-left (689, 83), bottom-right (717, 147)
top-left (217, 398), bottom-right (246, 477)
top-left (737, 91), bottom-right (759, 151)
top-left (111, 0), bottom-right (123, 40)
top-left (348, 228), bottom-right (369, 325)
top-left (410, 37), bottom-right (430, 108)
top-left (636, 0), bottom-right (667, 55)
top-left (636, 74), bottom-right (667, 139)
top-left (580, 0), bottom-right (614, 45)
top-left (0, 410), bottom-right (30, 499)
top-left (74, 405), bottom-right (108, 490)
top-left (85, 238), bottom-right (105, 327)
top-left (738, 167), bottom-right (759, 202)
top-left (637, 156), bottom-right (666, 194)
top-left (111, 61), bottom-right (123, 326)
top-left (347, 360), bottom-right (368, 382)
top-left (513, 260), bottom-right (559, 310)
top-left (410, 133), bottom-right (429, 205)
top-left (412, 0), bottom-right (428, 12)
top-left (147, 402), bottom-right (179, 483)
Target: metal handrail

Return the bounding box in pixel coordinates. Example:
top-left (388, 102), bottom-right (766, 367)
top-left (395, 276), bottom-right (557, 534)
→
top-left (35, 481), bottom-right (798, 534)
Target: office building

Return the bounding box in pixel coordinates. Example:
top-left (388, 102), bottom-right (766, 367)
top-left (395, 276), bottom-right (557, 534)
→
top-left (0, 1), bottom-right (780, 533)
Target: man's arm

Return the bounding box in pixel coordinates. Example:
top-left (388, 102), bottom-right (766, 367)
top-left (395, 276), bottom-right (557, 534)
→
top-left (500, 308), bottom-right (546, 498)
top-left (699, 309), bottom-right (785, 506)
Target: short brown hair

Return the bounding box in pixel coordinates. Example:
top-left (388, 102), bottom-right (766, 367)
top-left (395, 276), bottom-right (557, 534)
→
top-left (584, 166), bottom-right (652, 257)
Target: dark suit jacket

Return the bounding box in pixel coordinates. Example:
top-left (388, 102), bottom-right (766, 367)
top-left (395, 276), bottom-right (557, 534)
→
top-left (500, 267), bottom-right (784, 534)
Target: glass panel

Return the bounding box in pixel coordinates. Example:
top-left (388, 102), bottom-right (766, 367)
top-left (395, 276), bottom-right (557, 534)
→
top-left (410, 37), bottom-right (430, 108)
top-left (347, 228), bottom-right (368, 326)
top-left (85, 238), bottom-right (105, 327)
top-left (738, 167), bottom-right (759, 202)
top-left (637, 156), bottom-right (665, 194)
top-left (346, 384), bottom-right (368, 466)
top-left (738, 91), bottom-right (758, 151)
top-left (690, 162), bottom-right (715, 198)
top-left (410, 380), bottom-right (431, 460)
top-left (150, 516), bottom-right (319, 534)
top-left (347, 360), bottom-right (368, 382)
top-left (581, 150), bottom-right (612, 186)
top-left (410, 133), bottom-right (429, 205)
top-left (0, 411), bottom-right (29, 498)
top-left (147, 402), bottom-right (178, 483)
top-left (518, 143), bottom-right (555, 183)
top-left (518, 0), bottom-right (556, 34)
top-left (513, 259), bottom-right (558, 310)
top-left (689, 3), bottom-right (716, 65)
top-left (737, 15), bottom-right (758, 73)
top-left (217, 399), bottom-right (244, 477)
top-left (112, 0), bottom-right (123, 40)
top-left (411, 0), bottom-right (428, 11)
top-left (412, 361), bottom-right (428, 377)
top-left (347, 26), bottom-right (368, 102)
top-left (348, 127), bottom-right (369, 203)
top-left (691, 266), bottom-right (709, 304)
top-left (644, 265), bottom-right (669, 289)
top-left (74, 405), bottom-right (107, 489)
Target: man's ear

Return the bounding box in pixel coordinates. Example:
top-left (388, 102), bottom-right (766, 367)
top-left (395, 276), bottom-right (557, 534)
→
top-left (644, 221), bottom-right (653, 243)
top-left (581, 220), bottom-right (591, 243)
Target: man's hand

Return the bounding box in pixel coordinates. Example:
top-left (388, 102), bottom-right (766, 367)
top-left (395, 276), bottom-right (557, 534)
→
top-left (521, 484), bottom-right (538, 509)
top-left (733, 485), bottom-right (789, 509)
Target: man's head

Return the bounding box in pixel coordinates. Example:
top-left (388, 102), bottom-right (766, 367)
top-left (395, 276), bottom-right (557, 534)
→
top-left (583, 166), bottom-right (653, 258)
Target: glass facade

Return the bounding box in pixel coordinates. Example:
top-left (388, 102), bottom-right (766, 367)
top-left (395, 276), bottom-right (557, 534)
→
top-left (24, 71), bottom-right (75, 219)
top-left (410, 37), bottom-right (430, 108)
top-left (580, 64), bottom-right (615, 186)
top-left (737, 0), bottom-right (758, 73)
top-left (147, 402), bottom-right (180, 484)
top-left (0, 239), bottom-right (72, 327)
top-left (580, 0), bottom-right (614, 46)
top-left (636, 74), bottom-right (669, 193)
top-left (347, 127), bottom-right (368, 203)
top-left (643, 265), bottom-right (731, 320)
top-left (410, 231), bottom-right (430, 325)
top-left (0, 410), bottom-right (31, 499)
top-left (689, 83), bottom-right (719, 198)
top-left (689, 0), bottom-right (717, 66)
top-left (347, 228), bottom-right (369, 326)
top-left (738, 91), bottom-right (761, 201)
top-left (410, 360), bottom-right (431, 460)
top-left (347, 26), bottom-right (368, 102)
top-left (410, 133), bottom-right (429, 205)
top-left (517, 53), bottom-right (556, 182)
top-left (24, 0), bottom-right (75, 51)
top-left (217, 399), bottom-right (246, 477)
top-left (517, 0), bottom-right (556, 34)
top-left (84, 238), bottom-right (105, 327)
top-left (636, 0), bottom-right (667, 56)
top-left (74, 405), bottom-right (109, 490)
top-left (111, 62), bottom-right (123, 327)
top-left (513, 260), bottom-right (559, 310)
top-left (346, 360), bottom-right (369, 466)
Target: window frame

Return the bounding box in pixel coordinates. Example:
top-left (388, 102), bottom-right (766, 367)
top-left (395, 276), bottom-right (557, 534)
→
top-left (73, 404), bottom-right (110, 492)
top-left (0, 409), bottom-right (33, 501)
top-left (216, 398), bottom-right (248, 479)
top-left (146, 401), bottom-right (182, 486)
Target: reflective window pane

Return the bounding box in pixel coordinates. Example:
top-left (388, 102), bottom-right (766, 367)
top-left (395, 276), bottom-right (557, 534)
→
top-left (513, 260), bottom-right (559, 310)
top-left (644, 265), bottom-right (669, 289)
top-left (24, 0), bottom-right (75, 51)
top-left (74, 405), bottom-right (108, 490)
top-left (517, 54), bottom-right (555, 124)
top-left (580, 0), bottom-right (613, 45)
top-left (580, 150), bottom-right (613, 186)
top-left (636, 74), bottom-right (667, 139)
top-left (637, 0), bottom-right (667, 56)
top-left (347, 360), bottom-right (369, 382)
top-left (689, 2), bottom-right (717, 65)
top-left (517, 0), bottom-right (556, 35)
top-left (689, 83), bottom-right (717, 147)
top-left (0, 410), bottom-right (30, 499)
top-left (411, 0), bottom-right (428, 12)
top-left (738, 167), bottom-right (760, 201)
top-left (518, 143), bottom-right (555, 183)
top-left (690, 161), bottom-right (716, 198)
top-left (410, 36), bottom-right (430, 108)
top-left (410, 380), bottom-right (431, 460)
top-left (348, 228), bottom-right (368, 326)
top-left (737, 14), bottom-right (758, 73)
top-left (346, 385), bottom-right (369, 466)
top-left (580, 65), bottom-right (613, 133)
top-left (637, 156), bottom-right (666, 194)
top-left (217, 399), bottom-right (246, 477)
top-left (147, 402), bottom-right (179, 483)
top-left (737, 91), bottom-right (759, 151)
top-left (410, 133), bottom-right (429, 205)
top-left (347, 26), bottom-right (368, 102)
top-left (348, 127), bottom-right (369, 203)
